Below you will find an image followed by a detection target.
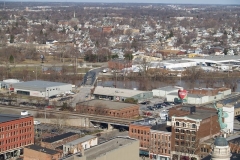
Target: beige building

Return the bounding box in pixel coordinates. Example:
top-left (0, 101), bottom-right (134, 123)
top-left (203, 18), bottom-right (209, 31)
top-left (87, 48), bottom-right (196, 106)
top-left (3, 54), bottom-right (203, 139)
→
top-left (61, 137), bottom-right (139, 160)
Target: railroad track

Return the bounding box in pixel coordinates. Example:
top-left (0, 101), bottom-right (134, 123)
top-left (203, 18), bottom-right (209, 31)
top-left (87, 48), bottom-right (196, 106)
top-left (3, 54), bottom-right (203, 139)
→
top-left (0, 105), bottom-right (134, 125)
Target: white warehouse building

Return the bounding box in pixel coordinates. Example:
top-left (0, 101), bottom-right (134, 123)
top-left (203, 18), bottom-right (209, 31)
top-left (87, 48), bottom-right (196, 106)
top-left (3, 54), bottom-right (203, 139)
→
top-left (12, 80), bottom-right (72, 98)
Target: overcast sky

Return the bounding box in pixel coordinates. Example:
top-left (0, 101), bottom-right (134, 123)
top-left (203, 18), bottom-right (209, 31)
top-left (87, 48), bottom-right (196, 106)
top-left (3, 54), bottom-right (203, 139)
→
top-left (3, 0), bottom-right (240, 5)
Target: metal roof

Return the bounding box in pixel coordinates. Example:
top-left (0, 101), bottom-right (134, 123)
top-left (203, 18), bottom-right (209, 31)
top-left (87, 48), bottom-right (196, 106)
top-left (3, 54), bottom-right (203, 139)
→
top-left (94, 86), bottom-right (152, 98)
top-left (65, 135), bottom-right (97, 146)
top-left (183, 55), bottom-right (240, 63)
top-left (13, 80), bottom-right (71, 92)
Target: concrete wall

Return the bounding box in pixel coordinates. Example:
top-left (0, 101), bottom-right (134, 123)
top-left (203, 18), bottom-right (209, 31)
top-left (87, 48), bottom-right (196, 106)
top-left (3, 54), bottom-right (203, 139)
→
top-left (94, 139), bottom-right (139, 160)
top-left (35, 118), bottom-right (90, 127)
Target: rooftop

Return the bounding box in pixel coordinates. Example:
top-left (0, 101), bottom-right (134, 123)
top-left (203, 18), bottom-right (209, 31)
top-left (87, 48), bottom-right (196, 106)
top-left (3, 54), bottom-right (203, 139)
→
top-left (183, 55), bottom-right (240, 63)
top-left (12, 80), bottom-right (71, 92)
top-left (150, 123), bottom-right (172, 132)
top-left (0, 114), bottom-right (30, 123)
top-left (65, 135), bottom-right (97, 146)
top-left (42, 132), bottom-right (78, 143)
top-left (155, 86), bottom-right (179, 92)
top-left (25, 144), bottom-right (59, 155)
top-left (77, 99), bottom-right (138, 110)
top-left (202, 152), bottom-right (240, 160)
top-left (84, 137), bottom-right (138, 160)
top-left (93, 86), bottom-right (151, 97)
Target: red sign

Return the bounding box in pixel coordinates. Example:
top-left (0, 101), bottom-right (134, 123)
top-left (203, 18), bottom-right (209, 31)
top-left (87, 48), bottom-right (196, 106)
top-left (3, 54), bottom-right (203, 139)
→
top-left (178, 89), bottom-right (187, 100)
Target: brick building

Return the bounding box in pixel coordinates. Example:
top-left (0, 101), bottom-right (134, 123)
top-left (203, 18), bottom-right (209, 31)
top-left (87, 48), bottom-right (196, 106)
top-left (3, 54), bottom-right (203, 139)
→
top-left (24, 145), bottom-right (61, 160)
top-left (108, 59), bottom-right (132, 70)
top-left (168, 105), bottom-right (221, 160)
top-left (0, 114), bottom-right (34, 160)
top-left (149, 124), bottom-right (171, 160)
top-left (129, 120), bottom-right (171, 160)
top-left (41, 132), bottom-right (79, 150)
top-left (76, 100), bottom-right (139, 118)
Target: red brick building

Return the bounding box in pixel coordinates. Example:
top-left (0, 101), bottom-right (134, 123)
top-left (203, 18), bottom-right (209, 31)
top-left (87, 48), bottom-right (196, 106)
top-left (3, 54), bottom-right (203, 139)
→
top-left (0, 114), bottom-right (34, 159)
top-left (41, 132), bottom-right (79, 150)
top-left (108, 59), bottom-right (132, 70)
top-left (76, 100), bottom-right (139, 118)
top-left (24, 145), bottom-right (61, 160)
top-left (129, 121), bottom-right (171, 159)
top-left (168, 105), bottom-right (221, 160)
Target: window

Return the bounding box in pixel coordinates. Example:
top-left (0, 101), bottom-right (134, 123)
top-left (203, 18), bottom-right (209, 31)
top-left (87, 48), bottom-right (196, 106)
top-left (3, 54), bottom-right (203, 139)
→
top-left (181, 135), bottom-right (184, 139)
top-left (176, 129), bottom-right (179, 132)
top-left (192, 124), bottom-right (196, 128)
top-left (175, 135), bottom-right (179, 139)
top-left (192, 137), bottom-right (196, 141)
top-left (181, 130), bottom-right (185, 133)
top-left (176, 122), bottom-right (179, 126)
top-left (182, 123), bottom-right (186, 127)
top-left (192, 131), bottom-right (196, 135)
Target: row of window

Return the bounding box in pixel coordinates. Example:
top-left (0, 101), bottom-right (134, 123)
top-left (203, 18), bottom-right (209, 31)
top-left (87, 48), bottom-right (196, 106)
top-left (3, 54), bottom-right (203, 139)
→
top-left (175, 147), bottom-right (195, 154)
top-left (175, 129), bottom-right (196, 134)
top-left (175, 135), bottom-right (196, 141)
top-left (131, 129), bottom-right (150, 135)
top-left (151, 134), bottom-right (170, 141)
top-left (0, 128), bottom-right (33, 139)
top-left (151, 141), bottom-right (170, 148)
top-left (0, 140), bottom-right (33, 152)
top-left (151, 149), bottom-right (171, 154)
top-left (176, 122), bottom-right (196, 128)
top-left (0, 121), bottom-right (32, 132)
top-left (0, 134), bottom-right (32, 145)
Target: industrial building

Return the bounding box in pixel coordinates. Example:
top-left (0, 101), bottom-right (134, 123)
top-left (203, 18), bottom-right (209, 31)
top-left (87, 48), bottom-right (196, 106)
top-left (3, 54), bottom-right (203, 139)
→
top-left (12, 80), bottom-right (72, 98)
top-left (182, 55), bottom-right (240, 65)
top-left (63, 135), bottom-right (98, 156)
top-left (159, 87), bottom-right (231, 105)
top-left (76, 99), bottom-right (139, 118)
top-left (41, 132), bottom-right (79, 150)
top-left (61, 137), bottom-right (139, 160)
top-left (0, 114), bottom-right (34, 160)
top-left (152, 86), bottom-right (179, 97)
top-left (149, 60), bottom-right (197, 69)
top-left (93, 86), bottom-right (153, 102)
top-left (24, 145), bottom-right (61, 160)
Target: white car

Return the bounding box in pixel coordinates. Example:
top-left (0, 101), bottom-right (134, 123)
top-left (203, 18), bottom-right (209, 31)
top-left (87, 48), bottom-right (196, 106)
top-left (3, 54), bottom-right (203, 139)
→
top-left (102, 69), bottom-right (107, 73)
top-left (34, 120), bottom-right (41, 125)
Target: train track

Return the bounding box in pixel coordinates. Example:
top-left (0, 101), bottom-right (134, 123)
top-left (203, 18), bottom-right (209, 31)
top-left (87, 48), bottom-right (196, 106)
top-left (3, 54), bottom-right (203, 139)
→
top-left (0, 105), bottom-right (134, 125)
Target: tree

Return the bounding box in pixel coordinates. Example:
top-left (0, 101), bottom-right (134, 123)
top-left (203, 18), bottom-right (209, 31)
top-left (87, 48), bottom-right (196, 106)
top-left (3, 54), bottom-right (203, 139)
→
top-left (169, 30), bottom-right (174, 38)
top-left (223, 48), bottom-right (228, 55)
top-left (10, 35), bottom-right (14, 43)
top-left (9, 55), bottom-right (14, 63)
top-left (125, 98), bottom-right (138, 104)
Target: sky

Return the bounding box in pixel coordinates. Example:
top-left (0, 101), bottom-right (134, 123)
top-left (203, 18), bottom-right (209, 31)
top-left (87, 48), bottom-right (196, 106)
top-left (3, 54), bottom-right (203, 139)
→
top-left (2, 0), bottom-right (240, 5)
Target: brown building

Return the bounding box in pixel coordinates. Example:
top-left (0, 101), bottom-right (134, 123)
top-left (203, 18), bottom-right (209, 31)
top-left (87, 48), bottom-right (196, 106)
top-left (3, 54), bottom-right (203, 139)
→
top-left (76, 100), bottom-right (139, 118)
top-left (41, 132), bottom-right (79, 150)
top-left (108, 59), bottom-right (132, 70)
top-left (102, 26), bottom-right (113, 33)
top-left (129, 120), bottom-right (171, 160)
top-left (168, 105), bottom-right (221, 160)
top-left (150, 124), bottom-right (171, 160)
top-left (0, 114), bottom-right (34, 159)
top-left (24, 145), bottom-right (61, 160)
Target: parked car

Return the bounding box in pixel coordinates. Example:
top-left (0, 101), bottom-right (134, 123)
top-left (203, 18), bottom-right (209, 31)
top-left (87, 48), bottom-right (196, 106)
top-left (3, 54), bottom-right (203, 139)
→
top-left (34, 120), bottom-right (41, 125)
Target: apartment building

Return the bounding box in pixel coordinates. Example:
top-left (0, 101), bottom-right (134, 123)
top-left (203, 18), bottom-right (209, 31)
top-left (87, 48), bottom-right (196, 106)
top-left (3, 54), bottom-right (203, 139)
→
top-left (0, 114), bottom-right (34, 160)
top-left (129, 118), bottom-right (171, 159)
top-left (168, 105), bottom-right (221, 160)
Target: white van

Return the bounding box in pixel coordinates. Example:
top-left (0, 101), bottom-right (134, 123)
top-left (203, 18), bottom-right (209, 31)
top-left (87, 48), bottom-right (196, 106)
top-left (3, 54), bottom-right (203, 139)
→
top-left (34, 120), bottom-right (41, 125)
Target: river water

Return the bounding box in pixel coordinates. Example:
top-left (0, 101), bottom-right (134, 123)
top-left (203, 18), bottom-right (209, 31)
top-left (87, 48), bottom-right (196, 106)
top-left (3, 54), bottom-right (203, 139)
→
top-left (97, 79), bottom-right (240, 92)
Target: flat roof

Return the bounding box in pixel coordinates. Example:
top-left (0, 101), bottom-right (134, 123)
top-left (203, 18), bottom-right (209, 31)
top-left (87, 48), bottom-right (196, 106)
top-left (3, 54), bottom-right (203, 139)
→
top-left (77, 99), bottom-right (137, 110)
top-left (65, 135), bottom-right (97, 146)
top-left (94, 86), bottom-right (152, 98)
top-left (0, 114), bottom-right (30, 123)
top-left (174, 109), bottom-right (217, 120)
top-left (13, 80), bottom-right (71, 92)
top-left (84, 137), bottom-right (138, 160)
top-left (150, 123), bottom-right (172, 132)
top-left (155, 86), bottom-right (179, 92)
top-left (183, 55), bottom-right (240, 63)
top-left (26, 144), bottom-right (59, 155)
top-left (42, 132), bottom-right (77, 143)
